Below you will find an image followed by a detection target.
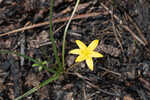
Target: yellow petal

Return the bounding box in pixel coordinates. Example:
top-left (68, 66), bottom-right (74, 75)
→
top-left (76, 40), bottom-right (87, 50)
top-left (69, 49), bottom-right (80, 54)
top-left (90, 51), bottom-right (103, 58)
top-left (86, 57), bottom-right (94, 71)
top-left (75, 55), bottom-right (86, 62)
top-left (88, 40), bottom-right (99, 50)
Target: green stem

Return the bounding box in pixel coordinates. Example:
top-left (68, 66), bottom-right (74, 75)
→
top-left (62, 0), bottom-right (80, 68)
top-left (0, 50), bottom-right (56, 73)
top-left (49, 0), bottom-right (62, 71)
top-left (14, 73), bottom-right (60, 100)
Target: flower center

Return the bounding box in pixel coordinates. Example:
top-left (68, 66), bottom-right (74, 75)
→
top-left (80, 48), bottom-right (91, 58)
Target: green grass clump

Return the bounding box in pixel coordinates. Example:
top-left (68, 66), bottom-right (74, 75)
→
top-left (0, 0), bottom-right (80, 100)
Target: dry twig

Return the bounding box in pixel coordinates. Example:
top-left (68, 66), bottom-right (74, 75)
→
top-left (0, 12), bottom-right (108, 37)
top-left (101, 3), bottom-right (147, 46)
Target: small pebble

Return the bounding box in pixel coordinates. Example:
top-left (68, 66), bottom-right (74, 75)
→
top-left (0, 61), bottom-right (10, 71)
top-left (66, 55), bottom-right (75, 66)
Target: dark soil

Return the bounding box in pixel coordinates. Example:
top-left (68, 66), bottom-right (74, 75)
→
top-left (0, 0), bottom-right (150, 100)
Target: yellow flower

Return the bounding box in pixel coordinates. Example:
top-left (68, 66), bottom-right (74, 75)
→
top-left (69, 40), bottom-right (103, 71)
